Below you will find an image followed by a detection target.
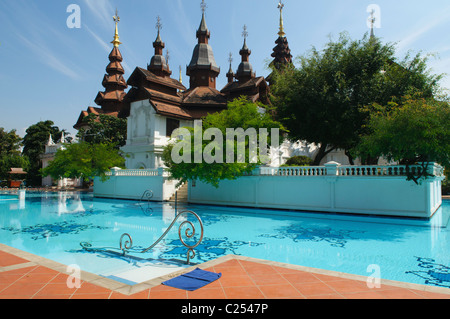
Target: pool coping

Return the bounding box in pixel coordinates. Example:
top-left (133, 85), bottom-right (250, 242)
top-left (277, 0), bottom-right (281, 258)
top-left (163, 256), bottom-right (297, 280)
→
top-left (1, 243), bottom-right (450, 297)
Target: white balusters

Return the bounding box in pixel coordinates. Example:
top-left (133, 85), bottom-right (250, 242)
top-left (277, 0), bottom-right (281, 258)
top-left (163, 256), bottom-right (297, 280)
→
top-left (257, 163), bottom-right (441, 177)
top-left (107, 163), bottom-right (442, 178)
top-left (107, 168), bottom-right (163, 177)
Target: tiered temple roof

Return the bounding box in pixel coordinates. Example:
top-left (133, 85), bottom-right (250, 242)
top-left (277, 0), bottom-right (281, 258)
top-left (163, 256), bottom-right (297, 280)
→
top-left (267, 1), bottom-right (293, 85)
top-left (74, 10), bottom-right (127, 130)
top-left (147, 16), bottom-right (172, 78)
top-left (76, 1), bottom-right (276, 129)
top-left (186, 6), bottom-right (220, 90)
top-left (221, 25), bottom-right (269, 104)
top-left (94, 46), bottom-right (127, 111)
top-left (123, 1), bottom-right (269, 120)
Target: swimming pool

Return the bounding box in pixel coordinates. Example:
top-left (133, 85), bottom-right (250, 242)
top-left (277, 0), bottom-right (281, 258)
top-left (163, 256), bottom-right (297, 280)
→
top-left (0, 191), bottom-right (449, 288)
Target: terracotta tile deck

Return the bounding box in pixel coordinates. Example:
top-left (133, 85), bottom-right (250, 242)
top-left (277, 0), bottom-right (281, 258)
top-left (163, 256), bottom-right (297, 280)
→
top-left (1, 246), bottom-right (450, 300)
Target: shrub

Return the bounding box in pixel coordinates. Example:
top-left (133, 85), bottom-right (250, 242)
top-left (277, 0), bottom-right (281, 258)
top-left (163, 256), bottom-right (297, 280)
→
top-left (283, 155), bottom-right (313, 167)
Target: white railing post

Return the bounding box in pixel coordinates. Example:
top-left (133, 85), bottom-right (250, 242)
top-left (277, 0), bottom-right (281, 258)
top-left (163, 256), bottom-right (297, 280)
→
top-left (110, 167), bottom-right (121, 176)
top-left (324, 161), bottom-right (341, 176)
top-left (252, 167), bottom-right (263, 176)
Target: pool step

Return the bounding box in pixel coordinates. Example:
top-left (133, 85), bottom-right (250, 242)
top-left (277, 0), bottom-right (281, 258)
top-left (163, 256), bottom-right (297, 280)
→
top-left (169, 183), bottom-right (188, 203)
top-left (101, 259), bottom-right (189, 285)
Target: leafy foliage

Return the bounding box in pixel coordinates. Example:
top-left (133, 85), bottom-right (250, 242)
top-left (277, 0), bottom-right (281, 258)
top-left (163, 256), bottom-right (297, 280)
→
top-left (271, 32), bottom-right (443, 165)
top-left (76, 114), bottom-right (127, 148)
top-left (353, 94), bottom-right (450, 183)
top-left (0, 128), bottom-right (22, 158)
top-left (163, 98), bottom-right (285, 187)
top-left (22, 121), bottom-right (67, 185)
top-left (282, 156), bottom-right (313, 167)
top-left (41, 142), bottom-right (125, 182)
top-left (0, 128), bottom-right (29, 182)
top-left (40, 114), bottom-right (127, 185)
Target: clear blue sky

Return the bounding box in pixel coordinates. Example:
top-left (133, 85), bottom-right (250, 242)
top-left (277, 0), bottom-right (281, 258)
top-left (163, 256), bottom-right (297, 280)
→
top-left (1, 0), bottom-right (450, 138)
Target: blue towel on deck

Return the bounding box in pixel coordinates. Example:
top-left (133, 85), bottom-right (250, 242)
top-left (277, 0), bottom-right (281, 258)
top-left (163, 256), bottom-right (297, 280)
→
top-left (162, 268), bottom-right (222, 291)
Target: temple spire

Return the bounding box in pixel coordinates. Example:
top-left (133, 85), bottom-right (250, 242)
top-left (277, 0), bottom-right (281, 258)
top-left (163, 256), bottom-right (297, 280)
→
top-left (242, 24), bottom-right (249, 50)
top-left (111, 9), bottom-right (122, 47)
top-left (187, 0), bottom-right (220, 89)
top-left (196, 0), bottom-right (210, 44)
top-left (47, 134), bottom-right (55, 146)
top-left (148, 16), bottom-right (171, 77)
top-left (155, 15), bottom-right (163, 43)
top-left (226, 52), bottom-right (235, 83)
top-left (267, 1), bottom-right (293, 85)
top-left (94, 9), bottom-right (127, 112)
top-left (236, 25), bottom-right (255, 82)
top-left (277, 1), bottom-right (286, 38)
top-left (369, 9), bottom-right (376, 40)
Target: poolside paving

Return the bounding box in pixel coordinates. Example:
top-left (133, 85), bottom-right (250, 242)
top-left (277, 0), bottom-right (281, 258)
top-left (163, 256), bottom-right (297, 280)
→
top-left (1, 248), bottom-right (450, 300)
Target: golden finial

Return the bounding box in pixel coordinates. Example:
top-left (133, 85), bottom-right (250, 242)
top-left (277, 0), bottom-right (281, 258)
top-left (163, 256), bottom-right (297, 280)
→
top-left (277, 1), bottom-right (286, 37)
top-left (111, 9), bottom-right (122, 47)
top-left (179, 65), bottom-right (183, 84)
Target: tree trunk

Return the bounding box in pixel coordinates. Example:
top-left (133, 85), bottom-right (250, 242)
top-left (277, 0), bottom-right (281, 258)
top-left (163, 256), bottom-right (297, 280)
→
top-left (313, 144), bottom-right (334, 166)
top-left (345, 150), bottom-right (355, 165)
top-left (362, 156), bottom-right (379, 165)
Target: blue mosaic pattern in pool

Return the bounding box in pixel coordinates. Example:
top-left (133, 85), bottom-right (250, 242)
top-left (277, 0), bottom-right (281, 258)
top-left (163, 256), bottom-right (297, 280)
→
top-left (0, 192), bottom-right (449, 288)
top-left (2, 221), bottom-right (110, 240)
top-left (405, 257), bottom-right (450, 288)
top-left (259, 224), bottom-right (364, 248)
top-left (160, 238), bottom-right (264, 262)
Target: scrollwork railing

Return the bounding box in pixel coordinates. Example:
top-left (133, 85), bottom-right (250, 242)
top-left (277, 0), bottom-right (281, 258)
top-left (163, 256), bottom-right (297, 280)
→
top-left (80, 210), bottom-right (204, 265)
top-left (140, 190), bottom-right (153, 203)
top-left (139, 190), bottom-right (154, 216)
top-left (119, 233), bottom-right (133, 254)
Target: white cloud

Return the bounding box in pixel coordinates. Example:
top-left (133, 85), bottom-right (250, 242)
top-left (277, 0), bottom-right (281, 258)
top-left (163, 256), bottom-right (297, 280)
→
top-left (17, 34), bottom-right (81, 80)
top-left (84, 24), bottom-right (112, 52)
top-left (172, 0), bottom-right (196, 47)
top-left (396, 6), bottom-right (450, 53)
top-left (82, 0), bottom-right (116, 30)
top-left (83, 23), bottom-right (132, 74)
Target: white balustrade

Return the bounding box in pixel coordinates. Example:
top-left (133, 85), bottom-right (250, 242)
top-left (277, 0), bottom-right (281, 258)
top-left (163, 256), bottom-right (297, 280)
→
top-left (108, 167), bottom-right (164, 177)
top-left (258, 163), bottom-right (442, 178)
top-left (337, 165), bottom-right (426, 176)
top-left (105, 163), bottom-right (442, 178)
top-left (260, 166), bottom-right (325, 176)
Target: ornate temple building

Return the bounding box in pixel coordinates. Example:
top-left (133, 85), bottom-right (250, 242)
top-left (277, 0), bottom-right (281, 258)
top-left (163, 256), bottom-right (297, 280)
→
top-left (74, 11), bottom-right (128, 130)
top-left (74, 1), bottom-right (351, 168)
top-left (118, 1), bottom-right (272, 169)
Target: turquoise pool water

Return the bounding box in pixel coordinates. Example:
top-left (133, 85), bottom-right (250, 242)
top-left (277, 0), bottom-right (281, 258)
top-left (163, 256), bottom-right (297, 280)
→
top-left (0, 191), bottom-right (449, 288)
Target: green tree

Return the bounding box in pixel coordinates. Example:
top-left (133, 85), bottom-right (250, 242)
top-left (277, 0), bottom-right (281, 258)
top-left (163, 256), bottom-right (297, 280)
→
top-left (0, 128), bottom-right (29, 182)
top-left (76, 114), bottom-right (127, 148)
top-left (353, 94), bottom-right (450, 183)
top-left (271, 32), bottom-right (443, 165)
top-left (22, 121), bottom-right (67, 185)
top-left (41, 142), bottom-right (125, 183)
top-left (163, 98), bottom-right (285, 187)
top-left (0, 128), bottom-right (22, 157)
